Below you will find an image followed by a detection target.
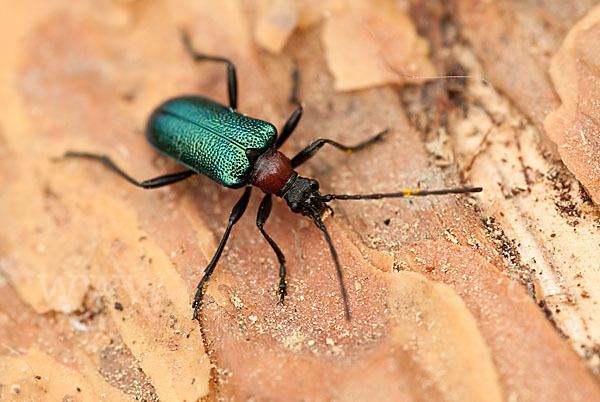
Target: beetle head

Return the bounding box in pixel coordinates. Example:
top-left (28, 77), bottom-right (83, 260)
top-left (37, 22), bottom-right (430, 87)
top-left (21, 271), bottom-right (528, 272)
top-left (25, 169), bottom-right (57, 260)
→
top-left (283, 176), bottom-right (327, 217)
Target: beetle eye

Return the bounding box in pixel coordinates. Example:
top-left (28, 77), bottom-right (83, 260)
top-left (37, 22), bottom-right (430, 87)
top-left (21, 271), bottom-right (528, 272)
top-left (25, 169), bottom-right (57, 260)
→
top-left (290, 202), bottom-right (300, 213)
top-left (310, 180), bottom-right (319, 191)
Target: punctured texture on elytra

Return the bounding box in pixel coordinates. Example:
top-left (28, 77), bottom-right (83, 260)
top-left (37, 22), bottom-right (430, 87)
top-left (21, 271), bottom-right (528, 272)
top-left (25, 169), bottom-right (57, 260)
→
top-left (147, 96), bottom-right (277, 188)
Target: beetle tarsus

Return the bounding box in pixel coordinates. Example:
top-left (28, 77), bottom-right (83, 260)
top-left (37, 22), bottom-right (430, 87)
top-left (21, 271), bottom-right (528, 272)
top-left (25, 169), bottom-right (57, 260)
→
top-left (192, 276), bottom-right (209, 321)
top-left (277, 267), bottom-right (287, 303)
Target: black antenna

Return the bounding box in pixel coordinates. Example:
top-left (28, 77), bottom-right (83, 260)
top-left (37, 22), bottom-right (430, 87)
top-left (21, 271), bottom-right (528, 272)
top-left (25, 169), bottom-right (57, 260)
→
top-left (309, 186), bottom-right (480, 320)
top-left (311, 210), bottom-right (351, 321)
top-left (317, 187), bottom-right (482, 202)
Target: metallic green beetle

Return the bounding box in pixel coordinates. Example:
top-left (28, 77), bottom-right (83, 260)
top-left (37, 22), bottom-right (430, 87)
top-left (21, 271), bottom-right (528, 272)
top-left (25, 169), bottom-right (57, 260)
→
top-left (62, 31), bottom-right (481, 321)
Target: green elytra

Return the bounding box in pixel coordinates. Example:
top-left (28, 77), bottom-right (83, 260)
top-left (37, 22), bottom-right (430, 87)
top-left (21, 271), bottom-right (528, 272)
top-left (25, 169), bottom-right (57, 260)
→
top-left (147, 96), bottom-right (276, 188)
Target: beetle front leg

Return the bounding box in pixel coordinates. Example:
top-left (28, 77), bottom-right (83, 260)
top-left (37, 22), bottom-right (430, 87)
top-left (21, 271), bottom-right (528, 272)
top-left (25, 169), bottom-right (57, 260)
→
top-left (192, 187), bottom-right (252, 320)
top-left (256, 194), bottom-right (288, 302)
top-left (181, 30), bottom-right (239, 110)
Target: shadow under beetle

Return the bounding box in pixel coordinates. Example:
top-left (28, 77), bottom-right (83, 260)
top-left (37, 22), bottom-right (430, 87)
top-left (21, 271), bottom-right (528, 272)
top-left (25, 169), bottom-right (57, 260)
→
top-left (62, 31), bottom-right (482, 321)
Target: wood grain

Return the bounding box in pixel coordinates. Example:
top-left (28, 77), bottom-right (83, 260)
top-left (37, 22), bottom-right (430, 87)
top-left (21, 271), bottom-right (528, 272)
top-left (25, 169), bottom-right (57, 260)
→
top-left (1, 0), bottom-right (599, 401)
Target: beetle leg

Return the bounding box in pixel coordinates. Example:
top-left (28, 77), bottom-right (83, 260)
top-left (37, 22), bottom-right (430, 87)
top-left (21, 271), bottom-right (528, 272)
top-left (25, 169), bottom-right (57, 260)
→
top-left (290, 128), bottom-right (389, 168)
top-left (59, 152), bottom-right (197, 188)
top-left (256, 194), bottom-right (288, 303)
top-left (181, 30), bottom-right (238, 110)
top-left (192, 187), bottom-right (252, 320)
top-left (276, 106), bottom-right (303, 149)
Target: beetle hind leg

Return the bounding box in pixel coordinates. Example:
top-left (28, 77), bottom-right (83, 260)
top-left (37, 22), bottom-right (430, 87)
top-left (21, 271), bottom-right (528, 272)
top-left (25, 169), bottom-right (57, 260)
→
top-left (58, 152), bottom-right (197, 188)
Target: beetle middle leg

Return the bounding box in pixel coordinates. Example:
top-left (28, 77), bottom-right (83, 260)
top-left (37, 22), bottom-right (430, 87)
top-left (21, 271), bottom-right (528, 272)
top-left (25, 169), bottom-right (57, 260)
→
top-left (181, 30), bottom-right (239, 110)
top-left (192, 187), bottom-right (252, 320)
top-left (59, 152), bottom-right (197, 188)
top-left (290, 128), bottom-right (389, 168)
top-left (256, 194), bottom-right (288, 302)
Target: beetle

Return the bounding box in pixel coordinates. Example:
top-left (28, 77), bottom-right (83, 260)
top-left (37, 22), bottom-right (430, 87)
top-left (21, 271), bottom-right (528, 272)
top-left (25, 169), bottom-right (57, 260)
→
top-left (62, 31), bottom-right (482, 320)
